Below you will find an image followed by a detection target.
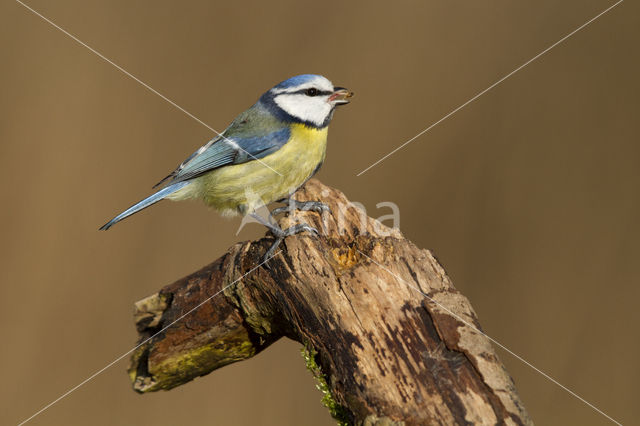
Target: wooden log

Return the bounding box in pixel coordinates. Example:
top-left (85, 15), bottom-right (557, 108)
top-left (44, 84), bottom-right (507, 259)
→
top-left (129, 179), bottom-right (531, 425)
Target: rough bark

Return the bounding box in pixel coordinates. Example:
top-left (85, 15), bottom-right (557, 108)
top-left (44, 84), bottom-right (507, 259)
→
top-left (128, 179), bottom-right (531, 425)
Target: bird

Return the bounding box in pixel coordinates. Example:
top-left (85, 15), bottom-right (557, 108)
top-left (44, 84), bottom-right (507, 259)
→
top-left (100, 74), bottom-right (353, 260)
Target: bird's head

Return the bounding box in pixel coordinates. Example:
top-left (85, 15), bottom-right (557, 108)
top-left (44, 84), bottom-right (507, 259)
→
top-left (260, 74), bottom-right (353, 128)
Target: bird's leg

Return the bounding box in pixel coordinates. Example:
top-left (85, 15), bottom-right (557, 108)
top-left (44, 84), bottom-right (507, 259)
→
top-left (271, 197), bottom-right (331, 216)
top-left (249, 213), bottom-right (319, 264)
top-left (248, 211), bottom-right (281, 235)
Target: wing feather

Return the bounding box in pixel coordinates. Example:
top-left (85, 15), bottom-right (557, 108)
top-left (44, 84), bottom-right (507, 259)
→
top-left (154, 102), bottom-right (290, 186)
top-left (159, 127), bottom-right (290, 186)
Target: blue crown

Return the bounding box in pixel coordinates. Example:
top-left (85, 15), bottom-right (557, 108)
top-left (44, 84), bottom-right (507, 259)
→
top-left (272, 74), bottom-right (320, 90)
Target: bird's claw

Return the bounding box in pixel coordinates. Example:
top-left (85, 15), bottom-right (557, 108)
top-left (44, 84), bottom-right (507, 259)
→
top-left (283, 223), bottom-right (318, 237)
top-left (262, 238), bottom-right (283, 267)
top-left (261, 223), bottom-right (318, 265)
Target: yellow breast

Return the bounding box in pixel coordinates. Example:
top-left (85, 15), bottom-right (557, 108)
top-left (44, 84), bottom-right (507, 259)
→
top-left (177, 124), bottom-right (328, 215)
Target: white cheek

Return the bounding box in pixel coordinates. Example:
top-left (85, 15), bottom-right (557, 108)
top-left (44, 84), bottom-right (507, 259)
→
top-left (274, 95), bottom-right (332, 126)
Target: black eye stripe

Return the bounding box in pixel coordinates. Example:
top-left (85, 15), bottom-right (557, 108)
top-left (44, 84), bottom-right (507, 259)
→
top-left (288, 88), bottom-right (332, 96)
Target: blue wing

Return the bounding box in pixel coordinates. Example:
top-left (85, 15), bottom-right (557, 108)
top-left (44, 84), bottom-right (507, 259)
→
top-left (155, 113), bottom-right (290, 187)
top-left (171, 128), bottom-right (290, 183)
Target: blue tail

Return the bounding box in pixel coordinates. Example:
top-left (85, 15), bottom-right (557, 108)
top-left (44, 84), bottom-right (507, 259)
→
top-left (99, 181), bottom-right (191, 230)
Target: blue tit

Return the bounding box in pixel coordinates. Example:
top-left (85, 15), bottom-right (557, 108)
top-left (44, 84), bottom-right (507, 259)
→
top-left (100, 74), bottom-right (352, 257)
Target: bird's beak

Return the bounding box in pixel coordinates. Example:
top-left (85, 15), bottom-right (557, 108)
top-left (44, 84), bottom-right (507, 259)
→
top-left (329, 87), bottom-right (353, 105)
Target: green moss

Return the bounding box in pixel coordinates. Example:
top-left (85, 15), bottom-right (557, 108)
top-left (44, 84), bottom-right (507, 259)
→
top-left (154, 339), bottom-right (255, 388)
top-left (301, 344), bottom-right (351, 425)
top-left (130, 328), bottom-right (256, 392)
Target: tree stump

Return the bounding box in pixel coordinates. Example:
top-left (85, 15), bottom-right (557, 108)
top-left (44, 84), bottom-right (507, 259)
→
top-left (129, 179), bottom-right (531, 425)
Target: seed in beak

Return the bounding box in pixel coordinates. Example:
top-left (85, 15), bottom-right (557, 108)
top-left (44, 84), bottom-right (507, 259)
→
top-left (330, 87), bottom-right (354, 105)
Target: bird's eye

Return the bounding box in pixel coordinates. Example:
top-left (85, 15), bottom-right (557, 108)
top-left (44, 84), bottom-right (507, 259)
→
top-left (305, 88), bottom-right (319, 97)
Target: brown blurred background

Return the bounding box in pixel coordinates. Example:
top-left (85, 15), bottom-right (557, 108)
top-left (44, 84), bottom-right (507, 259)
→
top-left (1, 0), bottom-right (638, 424)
